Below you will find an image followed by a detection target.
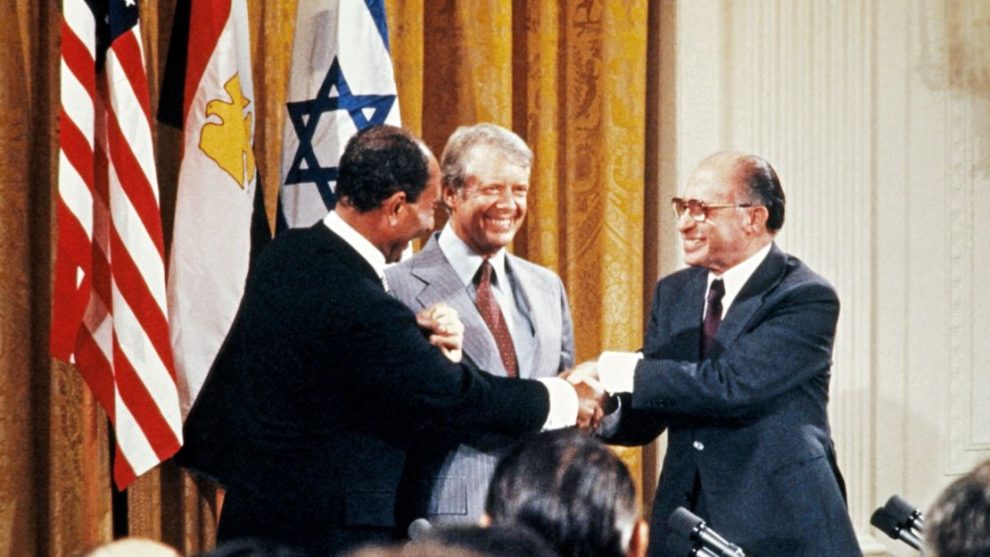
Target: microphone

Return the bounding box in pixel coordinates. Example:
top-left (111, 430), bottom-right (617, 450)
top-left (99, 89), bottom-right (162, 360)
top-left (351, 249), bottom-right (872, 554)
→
top-left (665, 533), bottom-right (719, 556)
top-left (407, 518), bottom-right (432, 540)
top-left (883, 494), bottom-right (925, 532)
top-left (668, 507), bottom-right (746, 557)
top-left (869, 497), bottom-right (924, 551)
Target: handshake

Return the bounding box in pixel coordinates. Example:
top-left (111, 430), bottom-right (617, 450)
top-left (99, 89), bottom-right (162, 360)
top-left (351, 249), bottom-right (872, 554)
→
top-left (417, 303), bottom-right (613, 431)
top-left (562, 361), bottom-right (610, 432)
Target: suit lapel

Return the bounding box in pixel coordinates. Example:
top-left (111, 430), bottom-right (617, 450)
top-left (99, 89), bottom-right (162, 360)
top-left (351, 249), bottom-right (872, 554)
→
top-left (715, 243), bottom-right (787, 351)
top-left (504, 256), bottom-right (541, 378)
top-left (411, 238), bottom-right (507, 375)
top-left (669, 269), bottom-right (708, 360)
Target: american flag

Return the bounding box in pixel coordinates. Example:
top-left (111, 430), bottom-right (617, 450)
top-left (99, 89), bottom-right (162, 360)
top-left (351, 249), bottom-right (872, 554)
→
top-left (52, 0), bottom-right (182, 490)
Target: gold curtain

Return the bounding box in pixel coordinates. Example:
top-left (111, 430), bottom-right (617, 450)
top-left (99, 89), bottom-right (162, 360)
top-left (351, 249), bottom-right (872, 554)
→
top-left (0, 1), bottom-right (654, 553)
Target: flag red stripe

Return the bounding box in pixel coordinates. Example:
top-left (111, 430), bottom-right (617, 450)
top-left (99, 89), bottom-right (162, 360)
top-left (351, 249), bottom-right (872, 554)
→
top-left (59, 112), bottom-right (96, 191)
top-left (113, 450), bottom-right (137, 492)
top-left (50, 202), bottom-right (93, 360)
top-left (109, 224), bottom-right (175, 377)
top-left (112, 340), bottom-right (181, 459)
top-left (60, 21), bottom-right (96, 100)
top-left (106, 110), bottom-right (166, 257)
top-left (75, 332), bottom-right (117, 417)
top-left (183, 0), bottom-right (232, 121)
top-left (110, 31), bottom-right (153, 123)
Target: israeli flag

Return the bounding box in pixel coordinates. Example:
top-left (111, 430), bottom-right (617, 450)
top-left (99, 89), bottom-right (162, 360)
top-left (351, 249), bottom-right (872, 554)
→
top-left (278, 0), bottom-right (400, 231)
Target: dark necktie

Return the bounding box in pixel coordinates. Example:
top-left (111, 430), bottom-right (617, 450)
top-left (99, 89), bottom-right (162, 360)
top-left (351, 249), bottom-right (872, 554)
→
top-left (701, 279), bottom-right (725, 358)
top-left (475, 260), bottom-right (518, 378)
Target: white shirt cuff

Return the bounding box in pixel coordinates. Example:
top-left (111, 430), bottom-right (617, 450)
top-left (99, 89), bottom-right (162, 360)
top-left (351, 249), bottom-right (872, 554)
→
top-left (598, 350), bottom-right (642, 394)
top-left (537, 377), bottom-right (579, 430)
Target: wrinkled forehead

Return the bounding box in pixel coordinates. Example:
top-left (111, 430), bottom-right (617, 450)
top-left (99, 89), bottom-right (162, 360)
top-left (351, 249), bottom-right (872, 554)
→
top-left (463, 145), bottom-right (531, 182)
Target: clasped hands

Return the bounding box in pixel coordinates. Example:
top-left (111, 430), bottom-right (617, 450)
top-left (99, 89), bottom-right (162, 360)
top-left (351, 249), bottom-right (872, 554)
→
top-left (561, 361), bottom-right (608, 432)
top-left (417, 304), bottom-right (609, 432)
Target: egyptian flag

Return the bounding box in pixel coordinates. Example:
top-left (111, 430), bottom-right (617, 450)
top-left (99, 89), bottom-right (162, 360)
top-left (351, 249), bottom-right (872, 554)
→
top-left (160, 0), bottom-right (268, 417)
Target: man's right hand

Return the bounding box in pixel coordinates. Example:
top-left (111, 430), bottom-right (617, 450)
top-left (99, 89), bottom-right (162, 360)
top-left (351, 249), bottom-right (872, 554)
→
top-left (564, 362), bottom-right (606, 431)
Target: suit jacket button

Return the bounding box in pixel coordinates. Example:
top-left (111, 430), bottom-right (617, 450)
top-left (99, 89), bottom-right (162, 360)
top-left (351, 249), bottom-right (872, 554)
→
top-left (693, 440), bottom-right (705, 451)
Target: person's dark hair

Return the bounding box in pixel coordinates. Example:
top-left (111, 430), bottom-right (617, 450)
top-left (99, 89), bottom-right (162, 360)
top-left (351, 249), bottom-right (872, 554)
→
top-left (335, 125), bottom-right (431, 213)
top-left (484, 429), bottom-right (637, 557)
top-left (344, 525), bottom-right (558, 557)
top-left (925, 458), bottom-right (990, 557)
top-left (737, 155), bottom-right (785, 232)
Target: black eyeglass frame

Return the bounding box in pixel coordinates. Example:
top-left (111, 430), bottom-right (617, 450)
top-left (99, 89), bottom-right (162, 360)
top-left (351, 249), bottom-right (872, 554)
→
top-left (670, 197), bottom-right (757, 222)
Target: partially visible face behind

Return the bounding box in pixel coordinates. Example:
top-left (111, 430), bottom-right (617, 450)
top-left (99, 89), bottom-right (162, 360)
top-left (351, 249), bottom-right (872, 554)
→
top-left (386, 155), bottom-right (442, 263)
top-left (445, 145), bottom-right (530, 257)
top-left (677, 157), bottom-right (756, 274)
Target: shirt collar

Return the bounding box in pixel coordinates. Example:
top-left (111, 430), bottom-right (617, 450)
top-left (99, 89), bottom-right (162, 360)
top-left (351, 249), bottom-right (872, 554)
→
top-left (438, 223), bottom-right (508, 288)
top-left (707, 242), bottom-right (772, 314)
top-left (323, 210), bottom-right (387, 281)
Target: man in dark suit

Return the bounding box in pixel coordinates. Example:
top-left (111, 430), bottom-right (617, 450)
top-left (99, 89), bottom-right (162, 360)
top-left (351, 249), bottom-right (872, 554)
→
top-left (386, 124), bottom-right (575, 525)
top-left (579, 152), bottom-right (860, 556)
top-left (177, 125), bottom-right (599, 556)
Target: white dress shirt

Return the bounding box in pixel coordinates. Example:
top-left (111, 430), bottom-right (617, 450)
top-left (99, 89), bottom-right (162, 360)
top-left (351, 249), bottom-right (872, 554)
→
top-left (324, 210), bottom-right (389, 290)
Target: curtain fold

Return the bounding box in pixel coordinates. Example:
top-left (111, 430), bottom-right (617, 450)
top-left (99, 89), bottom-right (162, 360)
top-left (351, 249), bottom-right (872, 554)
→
top-left (1, 1), bottom-right (653, 553)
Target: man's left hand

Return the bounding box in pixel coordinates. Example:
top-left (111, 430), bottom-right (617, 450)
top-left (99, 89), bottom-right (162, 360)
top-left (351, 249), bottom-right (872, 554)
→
top-left (417, 303), bottom-right (464, 363)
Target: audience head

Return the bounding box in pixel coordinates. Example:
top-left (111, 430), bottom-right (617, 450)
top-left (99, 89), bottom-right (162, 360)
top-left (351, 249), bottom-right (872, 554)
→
top-left (440, 123), bottom-right (532, 257)
top-left (196, 537), bottom-right (310, 557)
top-left (335, 124), bottom-right (441, 262)
top-left (925, 458), bottom-right (990, 557)
top-left (675, 151), bottom-right (783, 274)
top-left (484, 429), bottom-right (647, 557)
top-left (81, 537), bottom-right (180, 557)
top-left (345, 524), bottom-right (559, 557)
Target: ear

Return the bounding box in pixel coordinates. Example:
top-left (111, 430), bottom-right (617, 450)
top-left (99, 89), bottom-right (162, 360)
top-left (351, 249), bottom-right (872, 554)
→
top-left (627, 519), bottom-right (649, 557)
top-left (383, 190), bottom-right (407, 225)
top-left (441, 183), bottom-right (459, 211)
top-left (747, 205), bottom-right (769, 233)
top-left (478, 513), bottom-right (492, 527)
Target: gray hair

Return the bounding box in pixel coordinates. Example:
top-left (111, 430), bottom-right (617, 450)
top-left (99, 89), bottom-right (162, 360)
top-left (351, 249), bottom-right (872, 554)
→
top-left (440, 123), bottom-right (533, 191)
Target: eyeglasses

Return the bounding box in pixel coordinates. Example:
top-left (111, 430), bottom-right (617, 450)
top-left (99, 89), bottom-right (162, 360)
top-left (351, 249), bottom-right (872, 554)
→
top-left (671, 197), bottom-right (756, 222)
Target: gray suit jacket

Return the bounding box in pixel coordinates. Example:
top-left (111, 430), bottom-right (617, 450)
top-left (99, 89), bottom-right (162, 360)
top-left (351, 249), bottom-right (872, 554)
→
top-left (386, 234), bottom-right (575, 525)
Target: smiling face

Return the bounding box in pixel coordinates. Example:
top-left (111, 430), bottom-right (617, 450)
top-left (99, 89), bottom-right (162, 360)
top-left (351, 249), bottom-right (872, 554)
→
top-left (445, 145), bottom-right (530, 257)
top-left (678, 156), bottom-right (766, 274)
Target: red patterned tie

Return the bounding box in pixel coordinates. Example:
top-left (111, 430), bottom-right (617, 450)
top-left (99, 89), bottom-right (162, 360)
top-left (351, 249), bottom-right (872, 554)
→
top-left (701, 279), bottom-right (725, 358)
top-left (475, 260), bottom-right (518, 378)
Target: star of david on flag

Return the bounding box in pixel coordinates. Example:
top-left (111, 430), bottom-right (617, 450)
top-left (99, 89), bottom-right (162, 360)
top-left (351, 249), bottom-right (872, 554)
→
top-left (279, 0), bottom-right (400, 231)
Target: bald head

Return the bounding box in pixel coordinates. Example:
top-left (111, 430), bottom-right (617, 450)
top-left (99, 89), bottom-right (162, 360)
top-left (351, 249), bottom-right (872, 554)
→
top-left (695, 152), bottom-right (785, 232)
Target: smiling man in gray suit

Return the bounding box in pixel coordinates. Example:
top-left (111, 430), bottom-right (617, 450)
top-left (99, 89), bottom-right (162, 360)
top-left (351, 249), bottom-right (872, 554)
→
top-left (386, 123), bottom-right (575, 527)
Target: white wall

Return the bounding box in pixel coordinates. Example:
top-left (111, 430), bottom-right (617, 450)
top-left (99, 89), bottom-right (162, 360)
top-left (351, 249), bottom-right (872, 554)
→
top-left (657, 1), bottom-right (990, 554)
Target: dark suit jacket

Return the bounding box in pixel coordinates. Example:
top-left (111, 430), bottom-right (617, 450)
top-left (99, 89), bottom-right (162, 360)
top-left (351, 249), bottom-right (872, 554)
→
top-left (385, 234), bottom-right (574, 523)
top-left (602, 244), bottom-right (859, 557)
top-left (177, 224), bottom-right (550, 556)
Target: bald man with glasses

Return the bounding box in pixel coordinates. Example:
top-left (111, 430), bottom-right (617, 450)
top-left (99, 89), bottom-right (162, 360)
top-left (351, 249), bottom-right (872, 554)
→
top-left (576, 152), bottom-right (860, 556)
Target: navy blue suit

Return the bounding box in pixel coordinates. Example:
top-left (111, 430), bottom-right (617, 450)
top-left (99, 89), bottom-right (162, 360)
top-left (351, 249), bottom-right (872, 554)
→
top-left (177, 225), bottom-right (550, 556)
top-left (603, 244), bottom-right (859, 556)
